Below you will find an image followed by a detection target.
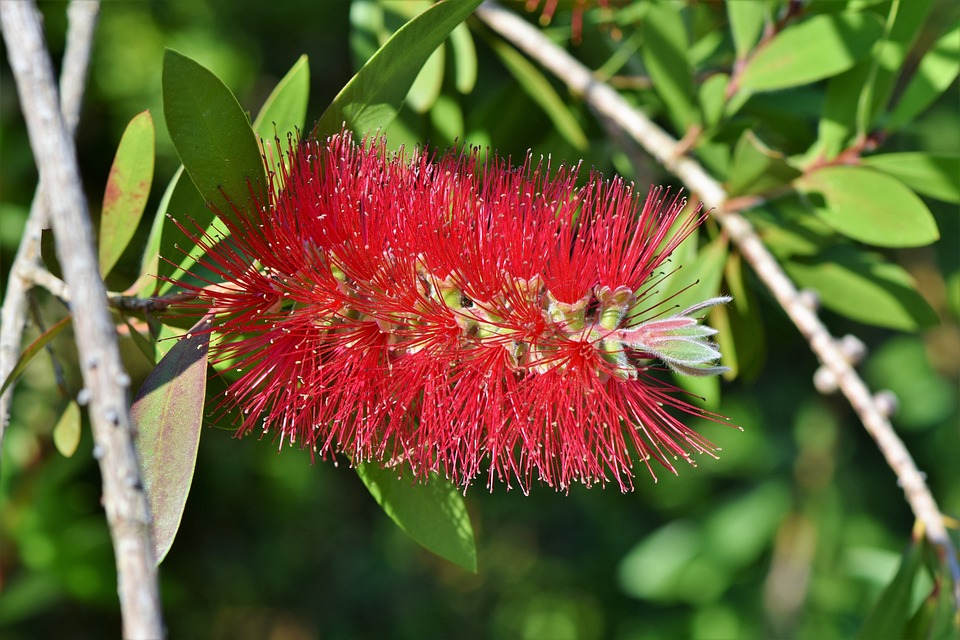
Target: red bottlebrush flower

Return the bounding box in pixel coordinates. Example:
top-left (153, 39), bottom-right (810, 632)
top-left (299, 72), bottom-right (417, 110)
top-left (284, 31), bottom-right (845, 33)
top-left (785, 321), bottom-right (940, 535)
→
top-left (171, 132), bottom-right (732, 492)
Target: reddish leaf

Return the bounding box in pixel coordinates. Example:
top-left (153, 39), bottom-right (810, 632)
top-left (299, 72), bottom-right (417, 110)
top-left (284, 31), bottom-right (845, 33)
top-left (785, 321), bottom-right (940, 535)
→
top-left (131, 316), bottom-right (210, 564)
top-left (99, 110), bottom-right (155, 278)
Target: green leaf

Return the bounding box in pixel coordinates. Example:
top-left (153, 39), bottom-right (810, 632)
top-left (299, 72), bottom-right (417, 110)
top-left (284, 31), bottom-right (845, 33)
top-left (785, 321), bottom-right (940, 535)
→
top-left (727, 0), bottom-right (766, 60)
top-left (52, 400), bottom-right (82, 458)
top-left (784, 245), bottom-right (938, 330)
top-left (738, 13), bottom-right (884, 92)
top-left (315, 0), bottom-right (483, 138)
top-left (162, 49), bottom-right (266, 229)
top-left (153, 167), bottom-right (224, 297)
top-left (855, 0), bottom-right (934, 136)
top-left (487, 36), bottom-right (588, 151)
top-left (253, 54), bottom-right (310, 140)
top-left (643, 233), bottom-right (729, 318)
top-left (253, 54), bottom-right (311, 190)
top-left (861, 153), bottom-right (960, 203)
top-left (795, 166), bottom-right (939, 247)
top-left (698, 73), bottom-right (729, 129)
top-left (0, 316), bottom-right (72, 398)
top-left (856, 539), bottom-right (923, 639)
top-left (886, 20), bottom-right (960, 131)
top-left (449, 22), bottom-right (477, 94)
top-left (132, 317), bottom-right (210, 564)
top-left (641, 2), bottom-right (700, 130)
top-left (356, 462), bottom-right (477, 572)
top-left (99, 110), bottom-right (155, 278)
top-left (138, 165), bottom-right (184, 296)
top-left (713, 252), bottom-right (765, 382)
top-left (727, 130), bottom-right (801, 197)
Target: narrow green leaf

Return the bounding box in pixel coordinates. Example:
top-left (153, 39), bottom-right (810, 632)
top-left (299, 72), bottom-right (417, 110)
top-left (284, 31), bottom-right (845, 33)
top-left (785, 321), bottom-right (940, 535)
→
top-left (449, 22), bottom-right (477, 94)
top-left (861, 153), bottom-right (960, 203)
top-left (487, 36), bottom-right (588, 151)
top-left (162, 49), bottom-right (266, 229)
top-left (0, 316), bottom-right (72, 398)
top-left (795, 166), bottom-right (939, 247)
top-left (886, 20), bottom-right (960, 131)
top-left (138, 165), bottom-right (184, 296)
top-left (315, 0), bottom-right (483, 138)
top-left (739, 13), bottom-right (884, 92)
top-left (714, 252), bottom-right (765, 382)
top-left (727, 130), bottom-right (801, 197)
top-left (856, 0), bottom-right (934, 135)
top-left (727, 0), bottom-right (766, 60)
top-left (856, 539), bottom-right (924, 639)
top-left (356, 462), bottom-right (477, 572)
top-left (253, 54), bottom-right (311, 191)
top-left (407, 38), bottom-right (446, 114)
top-left (154, 168), bottom-right (223, 297)
top-left (52, 400), bottom-right (82, 458)
top-left (785, 245), bottom-right (938, 330)
top-left (643, 234), bottom-right (729, 318)
top-left (641, 3), bottom-right (700, 130)
top-left (699, 73), bottom-right (729, 130)
top-left (99, 110), bottom-right (155, 278)
top-left (118, 312), bottom-right (158, 366)
top-left (132, 317), bottom-right (210, 564)
top-left (253, 54), bottom-right (310, 140)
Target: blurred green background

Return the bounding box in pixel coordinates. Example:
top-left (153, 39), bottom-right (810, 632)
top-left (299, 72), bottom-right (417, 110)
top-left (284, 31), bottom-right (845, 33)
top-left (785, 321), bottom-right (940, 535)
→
top-left (1, 1), bottom-right (957, 638)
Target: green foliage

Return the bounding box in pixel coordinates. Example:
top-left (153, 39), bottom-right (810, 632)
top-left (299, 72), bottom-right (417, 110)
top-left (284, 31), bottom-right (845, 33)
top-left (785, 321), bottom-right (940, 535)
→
top-left (795, 166), bottom-right (939, 247)
top-left (737, 12), bottom-right (884, 93)
top-left (162, 49), bottom-right (267, 228)
top-left (356, 463), bottom-right (477, 573)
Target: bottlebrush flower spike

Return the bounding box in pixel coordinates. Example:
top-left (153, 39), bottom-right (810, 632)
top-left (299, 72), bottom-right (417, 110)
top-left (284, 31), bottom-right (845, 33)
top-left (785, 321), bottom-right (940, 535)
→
top-left (169, 132), bottom-right (734, 492)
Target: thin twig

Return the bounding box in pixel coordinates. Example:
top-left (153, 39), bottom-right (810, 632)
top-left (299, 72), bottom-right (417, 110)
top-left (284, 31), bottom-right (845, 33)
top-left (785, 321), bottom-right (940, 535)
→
top-left (0, 2), bottom-right (165, 638)
top-left (17, 262), bottom-right (198, 313)
top-left (0, 0), bottom-right (99, 455)
top-left (476, 0), bottom-right (960, 605)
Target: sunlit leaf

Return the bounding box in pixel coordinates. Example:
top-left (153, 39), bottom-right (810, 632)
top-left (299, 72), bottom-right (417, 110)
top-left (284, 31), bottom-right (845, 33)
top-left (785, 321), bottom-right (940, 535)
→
top-left (698, 73), bottom-right (729, 129)
top-left (356, 462), bottom-right (477, 572)
top-left (795, 166), bottom-right (939, 247)
top-left (738, 13), bottom-right (883, 92)
top-left (785, 245), bottom-right (938, 330)
top-left (886, 20), bottom-right (960, 131)
top-left (253, 54), bottom-right (311, 190)
top-left (98, 110), bottom-right (155, 278)
top-left (0, 316), bottom-right (72, 398)
top-left (861, 153), bottom-right (960, 204)
top-left (641, 2), bottom-right (699, 130)
top-left (449, 21), bottom-right (477, 94)
top-left (162, 49), bottom-right (267, 229)
top-left (727, 0), bottom-right (766, 60)
top-left (252, 54), bottom-right (310, 139)
top-left (315, 0), bottom-right (483, 138)
top-left (52, 400), bottom-right (82, 458)
top-left (132, 317), bottom-right (210, 564)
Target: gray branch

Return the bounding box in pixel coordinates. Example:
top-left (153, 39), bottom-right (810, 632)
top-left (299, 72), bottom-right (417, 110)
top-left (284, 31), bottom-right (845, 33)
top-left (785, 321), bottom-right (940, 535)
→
top-left (0, 2), bottom-right (165, 638)
top-left (0, 0), bottom-right (98, 455)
